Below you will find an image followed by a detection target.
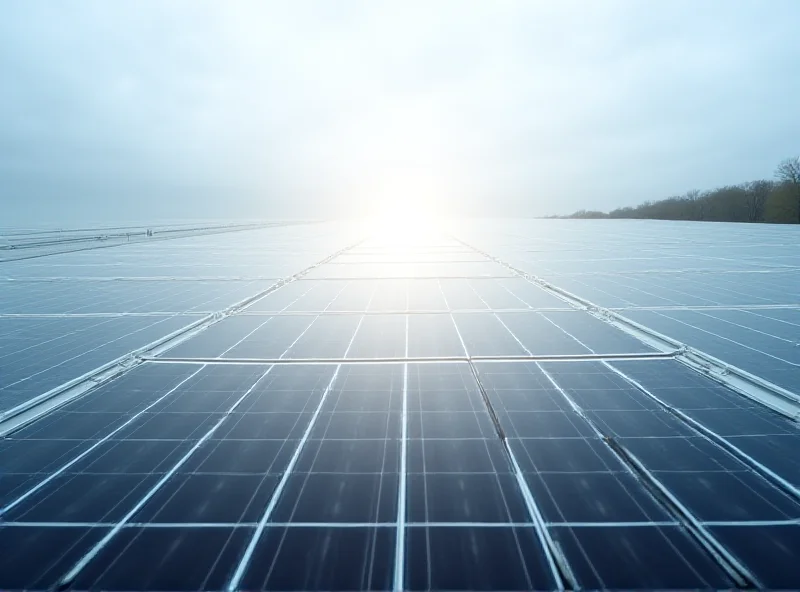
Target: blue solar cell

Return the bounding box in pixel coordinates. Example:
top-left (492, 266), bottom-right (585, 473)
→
top-left (2, 221), bottom-right (799, 590)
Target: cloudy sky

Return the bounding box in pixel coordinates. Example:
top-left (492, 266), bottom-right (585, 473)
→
top-left (2, 0), bottom-right (800, 224)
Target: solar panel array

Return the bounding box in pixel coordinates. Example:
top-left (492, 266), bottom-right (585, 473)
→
top-left (1, 220), bottom-right (798, 591)
top-left (461, 220), bottom-right (800, 393)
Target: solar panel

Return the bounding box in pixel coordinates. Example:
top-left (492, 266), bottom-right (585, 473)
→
top-left (0, 220), bottom-right (799, 590)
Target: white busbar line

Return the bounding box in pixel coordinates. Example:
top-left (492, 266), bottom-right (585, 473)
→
top-left (0, 366), bottom-right (206, 517)
top-left (225, 313), bottom-right (367, 590)
top-left (57, 365), bottom-right (277, 587)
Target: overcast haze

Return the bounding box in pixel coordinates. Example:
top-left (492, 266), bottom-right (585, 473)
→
top-left (2, 0), bottom-right (800, 224)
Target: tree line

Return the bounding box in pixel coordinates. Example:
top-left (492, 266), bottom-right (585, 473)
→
top-left (558, 156), bottom-right (800, 224)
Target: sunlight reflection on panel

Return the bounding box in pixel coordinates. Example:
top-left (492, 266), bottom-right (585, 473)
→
top-left (363, 213), bottom-right (444, 251)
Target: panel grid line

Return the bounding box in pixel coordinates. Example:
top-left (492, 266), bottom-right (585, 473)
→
top-left (4, 225), bottom-right (799, 592)
top-left (216, 281), bottom-right (321, 356)
top-left (225, 311), bottom-right (368, 591)
top-left (392, 291), bottom-right (410, 591)
top-left (144, 351), bottom-right (678, 364)
top-left (534, 362), bottom-right (760, 589)
top-left (470, 364), bottom-right (574, 589)
top-left (47, 270), bottom-right (363, 589)
top-left (7, 519), bottom-right (800, 529)
top-left (603, 361), bottom-right (800, 503)
top-left (56, 364), bottom-right (277, 587)
top-left (0, 365), bottom-right (207, 517)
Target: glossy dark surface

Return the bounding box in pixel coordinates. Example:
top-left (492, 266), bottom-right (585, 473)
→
top-left (73, 527), bottom-right (252, 591)
top-left (623, 308), bottom-right (800, 392)
top-left (242, 527), bottom-right (394, 591)
top-left (3, 224), bottom-right (799, 590)
top-left (134, 474), bottom-right (280, 523)
top-left (405, 526), bottom-right (556, 591)
top-left (0, 315), bottom-right (197, 412)
top-left (0, 526), bottom-right (109, 589)
top-left (613, 359), bottom-right (800, 488)
top-left (711, 525), bottom-right (800, 589)
top-left (525, 471), bottom-right (670, 523)
top-left (551, 525), bottom-right (734, 589)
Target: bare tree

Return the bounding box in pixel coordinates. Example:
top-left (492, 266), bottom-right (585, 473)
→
top-left (775, 157), bottom-right (800, 223)
top-left (744, 180), bottom-right (773, 222)
top-left (685, 189), bottom-right (706, 220)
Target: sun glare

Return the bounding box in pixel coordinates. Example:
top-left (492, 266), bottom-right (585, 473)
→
top-left (365, 197), bottom-right (441, 248)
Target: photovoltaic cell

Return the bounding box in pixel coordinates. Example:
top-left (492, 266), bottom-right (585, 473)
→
top-left (621, 308), bottom-right (800, 392)
top-left (0, 315), bottom-right (198, 412)
top-left (2, 220), bottom-right (799, 591)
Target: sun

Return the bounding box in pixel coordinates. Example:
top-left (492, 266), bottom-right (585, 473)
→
top-left (365, 192), bottom-right (441, 248)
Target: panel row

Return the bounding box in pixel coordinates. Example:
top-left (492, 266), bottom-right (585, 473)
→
top-left (163, 311), bottom-right (652, 359)
top-left (244, 277), bottom-right (570, 313)
top-left (0, 279), bottom-right (276, 315)
top-left (0, 315), bottom-right (197, 414)
top-left (1, 360), bottom-right (798, 590)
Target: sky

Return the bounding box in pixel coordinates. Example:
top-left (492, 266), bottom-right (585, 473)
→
top-left (2, 0), bottom-right (800, 224)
